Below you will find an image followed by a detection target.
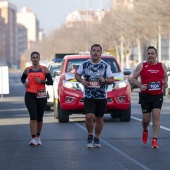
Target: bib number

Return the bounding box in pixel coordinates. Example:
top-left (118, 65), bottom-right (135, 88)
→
top-left (37, 89), bottom-right (47, 98)
top-left (148, 82), bottom-right (161, 91)
top-left (87, 81), bottom-right (100, 88)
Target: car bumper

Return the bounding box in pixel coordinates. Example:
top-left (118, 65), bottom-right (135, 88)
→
top-left (59, 86), bottom-right (131, 112)
top-left (107, 86), bottom-right (131, 111)
top-left (59, 88), bottom-right (84, 111)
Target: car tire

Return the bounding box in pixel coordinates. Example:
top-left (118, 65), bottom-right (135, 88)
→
top-left (58, 101), bottom-right (69, 123)
top-left (110, 113), bottom-right (119, 119)
top-left (119, 104), bottom-right (131, 122)
top-left (54, 99), bottom-right (58, 119)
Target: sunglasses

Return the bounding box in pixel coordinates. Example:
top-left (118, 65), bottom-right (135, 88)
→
top-left (147, 53), bottom-right (155, 55)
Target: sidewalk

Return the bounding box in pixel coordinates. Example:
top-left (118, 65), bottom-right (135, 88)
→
top-left (0, 96), bottom-right (24, 102)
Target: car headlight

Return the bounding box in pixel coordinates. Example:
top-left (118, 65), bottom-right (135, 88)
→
top-left (113, 80), bottom-right (127, 89)
top-left (63, 80), bottom-right (84, 91)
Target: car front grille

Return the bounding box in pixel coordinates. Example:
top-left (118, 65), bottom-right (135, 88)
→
top-left (79, 98), bottom-right (112, 102)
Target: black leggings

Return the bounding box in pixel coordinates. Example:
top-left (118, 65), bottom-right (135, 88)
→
top-left (25, 92), bottom-right (47, 122)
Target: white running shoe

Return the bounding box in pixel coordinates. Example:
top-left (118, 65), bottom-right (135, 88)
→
top-left (86, 135), bottom-right (93, 148)
top-left (93, 138), bottom-right (101, 148)
top-left (29, 138), bottom-right (38, 146)
top-left (36, 137), bottom-right (42, 145)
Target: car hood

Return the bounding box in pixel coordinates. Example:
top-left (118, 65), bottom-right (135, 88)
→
top-left (64, 73), bottom-right (77, 81)
top-left (64, 72), bottom-right (124, 82)
top-left (112, 72), bottom-right (124, 81)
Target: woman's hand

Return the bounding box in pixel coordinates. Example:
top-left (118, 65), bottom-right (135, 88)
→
top-left (24, 82), bottom-right (28, 88)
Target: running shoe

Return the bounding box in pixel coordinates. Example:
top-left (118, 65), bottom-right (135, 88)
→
top-left (152, 139), bottom-right (159, 149)
top-left (94, 137), bottom-right (101, 148)
top-left (29, 138), bottom-right (38, 146)
top-left (86, 135), bottom-right (93, 148)
top-left (36, 137), bottom-right (42, 145)
top-left (142, 130), bottom-right (148, 144)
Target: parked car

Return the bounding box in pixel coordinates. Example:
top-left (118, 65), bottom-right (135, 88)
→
top-left (45, 62), bottom-right (61, 110)
top-left (125, 68), bottom-right (139, 91)
top-left (168, 69), bottom-right (170, 94)
top-left (53, 53), bottom-right (131, 123)
top-left (164, 69), bottom-right (170, 96)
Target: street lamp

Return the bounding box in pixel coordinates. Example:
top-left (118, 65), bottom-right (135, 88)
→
top-left (85, 0), bottom-right (89, 51)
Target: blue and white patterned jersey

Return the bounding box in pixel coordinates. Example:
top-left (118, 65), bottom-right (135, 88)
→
top-left (77, 59), bottom-right (113, 99)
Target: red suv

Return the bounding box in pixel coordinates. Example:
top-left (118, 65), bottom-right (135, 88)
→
top-left (54, 54), bottom-right (131, 122)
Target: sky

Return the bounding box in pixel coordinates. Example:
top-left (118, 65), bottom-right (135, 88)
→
top-left (10, 0), bottom-right (112, 34)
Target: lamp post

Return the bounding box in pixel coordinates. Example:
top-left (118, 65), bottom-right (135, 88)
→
top-left (158, 0), bottom-right (161, 62)
top-left (85, 0), bottom-right (89, 51)
top-left (100, 0), bottom-right (103, 46)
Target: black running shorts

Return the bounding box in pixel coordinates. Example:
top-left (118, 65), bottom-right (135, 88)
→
top-left (84, 98), bottom-right (107, 117)
top-left (139, 93), bottom-right (163, 113)
top-left (25, 92), bottom-right (47, 122)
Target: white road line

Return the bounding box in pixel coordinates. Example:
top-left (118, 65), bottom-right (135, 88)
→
top-left (75, 122), bottom-right (150, 170)
top-left (131, 116), bottom-right (170, 132)
top-left (0, 108), bottom-right (27, 112)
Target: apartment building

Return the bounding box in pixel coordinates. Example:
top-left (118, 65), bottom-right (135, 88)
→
top-left (113, 0), bottom-right (134, 8)
top-left (66, 9), bottom-right (105, 28)
top-left (0, 1), bottom-right (18, 67)
top-left (0, 9), bottom-right (5, 65)
top-left (17, 23), bottom-right (27, 60)
top-left (17, 7), bottom-right (39, 49)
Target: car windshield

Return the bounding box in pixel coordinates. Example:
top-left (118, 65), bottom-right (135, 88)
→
top-left (52, 58), bottom-right (63, 63)
top-left (66, 58), bottom-right (119, 73)
top-left (50, 65), bottom-right (61, 77)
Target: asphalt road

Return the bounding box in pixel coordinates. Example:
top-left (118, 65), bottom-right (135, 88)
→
top-left (0, 71), bottom-right (170, 170)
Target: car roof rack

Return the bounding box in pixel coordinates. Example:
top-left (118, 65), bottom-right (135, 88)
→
top-left (52, 53), bottom-right (78, 63)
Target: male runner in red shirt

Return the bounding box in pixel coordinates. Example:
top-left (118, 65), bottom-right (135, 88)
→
top-left (133, 46), bottom-right (168, 148)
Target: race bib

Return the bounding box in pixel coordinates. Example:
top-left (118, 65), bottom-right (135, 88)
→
top-left (87, 81), bottom-right (100, 88)
top-left (37, 89), bottom-right (47, 98)
top-left (148, 82), bottom-right (161, 91)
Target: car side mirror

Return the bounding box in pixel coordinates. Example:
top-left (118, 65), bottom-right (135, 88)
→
top-left (123, 68), bottom-right (131, 75)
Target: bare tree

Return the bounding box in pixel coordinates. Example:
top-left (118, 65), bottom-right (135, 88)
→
top-left (20, 0), bottom-right (170, 69)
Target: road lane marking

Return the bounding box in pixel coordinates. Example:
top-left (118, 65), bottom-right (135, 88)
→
top-left (131, 116), bottom-right (170, 132)
top-left (75, 122), bottom-right (151, 170)
top-left (0, 108), bottom-right (27, 112)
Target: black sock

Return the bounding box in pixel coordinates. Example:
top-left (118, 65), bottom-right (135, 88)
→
top-left (37, 133), bottom-right (40, 137)
top-left (143, 129), bottom-right (148, 132)
top-left (32, 134), bottom-right (36, 138)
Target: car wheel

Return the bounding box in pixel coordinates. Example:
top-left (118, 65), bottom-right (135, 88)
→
top-left (163, 88), bottom-right (166, 96)
top-left (54, 99), bottom-right (58, 119)
top-left (130, 85), bottom-right (133, 92)
top-left (119, 104), bottom-right (131, 122)
top-left (110, 113), bottom-right (119, 119)
top-left (58, 101), bottom-right (69, 123)
top-left (164, 74), bottom-right (170, 96)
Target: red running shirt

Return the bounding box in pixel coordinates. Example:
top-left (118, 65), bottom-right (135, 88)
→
top-left (27, 66), bottom-right (46, 93)
top-left (140, 61), bottom-right (164, 95)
